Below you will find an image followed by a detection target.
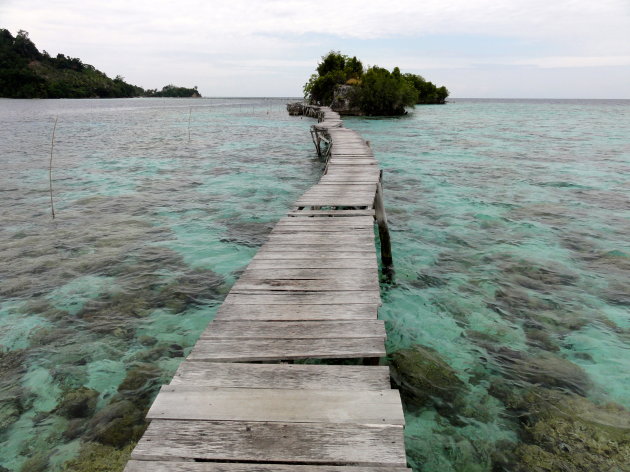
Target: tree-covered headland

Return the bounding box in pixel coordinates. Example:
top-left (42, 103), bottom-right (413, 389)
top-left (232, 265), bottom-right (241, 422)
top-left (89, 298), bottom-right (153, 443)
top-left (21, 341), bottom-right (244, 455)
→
top-left (303, 51), bottom-right (449, 116)
top-left (0, 29), bottom-right (201, 99)
top-left (145, 84), bottom-right (201, 98)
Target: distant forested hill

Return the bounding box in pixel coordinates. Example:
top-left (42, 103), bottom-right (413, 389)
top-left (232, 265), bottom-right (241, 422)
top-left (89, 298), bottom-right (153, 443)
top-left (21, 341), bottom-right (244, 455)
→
top-left (0, 29), bottom-right (144, 98)
top-left (0, 29), bottom-right (201, 99)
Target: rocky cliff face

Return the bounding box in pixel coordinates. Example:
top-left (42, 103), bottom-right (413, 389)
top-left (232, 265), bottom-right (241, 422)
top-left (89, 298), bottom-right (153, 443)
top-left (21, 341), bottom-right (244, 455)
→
top-left (330, 84), bottom-right (363, 115)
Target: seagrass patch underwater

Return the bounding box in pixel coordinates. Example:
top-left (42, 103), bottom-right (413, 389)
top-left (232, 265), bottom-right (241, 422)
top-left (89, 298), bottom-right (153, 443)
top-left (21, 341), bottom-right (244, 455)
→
top-left (0, 97), bottom-right (629, 471)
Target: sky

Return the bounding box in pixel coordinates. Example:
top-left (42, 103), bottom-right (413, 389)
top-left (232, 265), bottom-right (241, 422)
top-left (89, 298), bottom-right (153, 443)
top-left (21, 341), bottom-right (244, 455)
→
top-left (2, 0), bottom-right (630, 98)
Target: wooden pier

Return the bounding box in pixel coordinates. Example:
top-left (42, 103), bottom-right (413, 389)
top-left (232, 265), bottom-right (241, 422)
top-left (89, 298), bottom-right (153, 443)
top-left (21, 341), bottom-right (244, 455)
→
top-left (124, 106), bottom-right (408, 472)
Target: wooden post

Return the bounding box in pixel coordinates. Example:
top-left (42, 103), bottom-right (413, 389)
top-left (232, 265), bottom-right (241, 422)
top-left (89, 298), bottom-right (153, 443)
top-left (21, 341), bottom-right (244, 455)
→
top-left (310, 128), bottom-right (321, 156)
top-left (374, 170), bottom-right (394, 281)
top-left (49, 117), bottom-right (58, 220)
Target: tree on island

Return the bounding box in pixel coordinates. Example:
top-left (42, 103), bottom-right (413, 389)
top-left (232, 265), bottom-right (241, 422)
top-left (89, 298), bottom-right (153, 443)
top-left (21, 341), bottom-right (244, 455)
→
top-left (403, 73), bottom-right (449, 104)
top-left (144, 84), bottom-right (201, 98)
top-left (303, 51), bottom-right (449, 115)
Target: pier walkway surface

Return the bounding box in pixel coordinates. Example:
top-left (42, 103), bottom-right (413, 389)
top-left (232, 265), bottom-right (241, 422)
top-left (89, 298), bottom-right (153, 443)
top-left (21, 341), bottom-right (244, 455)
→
top-left (124, 107), bottom-right (410, 472)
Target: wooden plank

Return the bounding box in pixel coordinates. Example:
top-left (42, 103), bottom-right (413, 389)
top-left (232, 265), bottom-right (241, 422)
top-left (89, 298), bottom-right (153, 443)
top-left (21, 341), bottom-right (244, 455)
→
top-left (215, 303), bottom-right (379, 321)
top-left (297, 189), bottom-right (375, 194)
top-left (200, 320), bottom-right (385, 339)
top-left (271, 229), bottom-right (373, 235)
top-left (125, 460), bottom-right (411, 472)
top-left (272, 226), bottom-right (374, 233)
top-left (224, 291), bottom-right (380, 305)
top-left (262, 241), bottom-right (374, 249)
top-left (188, 337), bottom-right (385, 361)
top-left (131, 420), bottom-right (406, 466)
top-left (170, 362), bottom-right (391, 390)
top-left (294, 197), bottom-right (374, 201)
top-left (319, 176), bottom-right (380, 181)
top-left (277, 216), bottom-right (374, 224)
top-left (293, 203), bottom-right (374, 208)
top-left (262, 242), bottom-right (374, 250)
top-left (147, 387), bottom-right (404, 425)
top-left (266, 234), bottom-right (374, 242)
top-left (287, 210), bottom-right (375, 216)
top-left (247, 258), bottom-right (378, 269)
top-left (253, 251), bottom-right (376, 259)
top-left (328, 160), bottom-right (377, 165)
top-left (295, 196), bottom-right (375, 202)
top-left (260, 241), bottom-right (373, 250)
top-left (240, 268), bottom-right (375, 280)
top-left (231, 279), bottom-right (378, 292)
top-left (256, 249), bottom-right (374, 257)
top-left (294, 201), bottom-right (374, 207)
top-left (300, 187), bottom-right (375, 192)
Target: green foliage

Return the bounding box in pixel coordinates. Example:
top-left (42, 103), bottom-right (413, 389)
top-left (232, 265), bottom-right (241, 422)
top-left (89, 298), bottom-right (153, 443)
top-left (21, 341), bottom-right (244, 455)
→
top-left (304, 50), bottom-right (363, 105)
top-left (403, 73), bottom-right (449, 104)
top-left (303, 50), bottom-right (448, 115)
top-left (145, 84), bottom-right (200, 98)
top-left (355, 66), bottom-right (418, 115)
top-left (0, 28), bottom-right (144, 98)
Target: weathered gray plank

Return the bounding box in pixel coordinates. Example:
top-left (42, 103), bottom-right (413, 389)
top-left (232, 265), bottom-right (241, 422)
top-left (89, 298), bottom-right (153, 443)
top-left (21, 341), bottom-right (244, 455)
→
top-left (240, 268), bottom-right (375, 280)
top-left (131, 420), bottom-right (406, 466)
top-left (259, 244), bottom-right (374, 252)
top-left (277, 216), bottom-right (374, 224)
top-left (224, 291), bottom-right (380, 305)
top-left (294, 202), bottom-right (374, 208)
top-left (170, 362), bottom-right (390, 390)
top-left (147, 387), bottom-right (404, 424)
top-left (188, 337), bottom-right (385, 361)
top-left (247, 258), bottom-right (378, 269)
top-left (200, 320), bottom-right (385, 339)
top-left (286, 209), bottom-right (375, 216)
top-left (299, 188), bottom-right (375, 193)
top-left (231, 279), bottom-right (378, 292)
top-left (215, 303), bottom-right (379, 321)
top-left (272, 227), bottom-right (374, 233)
top-left (253, 251), bottom-right (376, 259)
top-left (266, 234), bottom-right (374, 243)
top-left (124, 460), bottom-right (411, 472)
top-left (328, 160), bottom-right (377, 165)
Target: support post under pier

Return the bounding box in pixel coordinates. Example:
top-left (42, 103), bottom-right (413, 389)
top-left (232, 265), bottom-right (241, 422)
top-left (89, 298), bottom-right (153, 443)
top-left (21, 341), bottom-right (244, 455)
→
top-left (374, 170), bottom-right (394, 282)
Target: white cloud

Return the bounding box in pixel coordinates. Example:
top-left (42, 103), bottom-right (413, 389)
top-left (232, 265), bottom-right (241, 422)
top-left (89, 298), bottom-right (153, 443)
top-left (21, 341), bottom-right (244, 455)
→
top-left (1, 0), bottom-right (629, 96)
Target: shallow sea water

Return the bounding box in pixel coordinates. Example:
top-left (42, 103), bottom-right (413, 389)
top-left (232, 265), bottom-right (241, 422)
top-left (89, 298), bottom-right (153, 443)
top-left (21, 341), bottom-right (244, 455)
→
top-left (0, 98), bottom-right (629, 471)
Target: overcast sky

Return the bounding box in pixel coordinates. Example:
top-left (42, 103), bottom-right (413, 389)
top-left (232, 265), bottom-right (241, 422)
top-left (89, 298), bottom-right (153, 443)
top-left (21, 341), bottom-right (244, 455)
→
top-left (2, 0), bottom-right (630, 98)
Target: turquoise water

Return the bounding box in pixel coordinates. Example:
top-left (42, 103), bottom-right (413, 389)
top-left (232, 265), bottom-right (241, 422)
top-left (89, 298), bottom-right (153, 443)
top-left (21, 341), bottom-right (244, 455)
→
top-left (1, 98), bottom-right (629, 471)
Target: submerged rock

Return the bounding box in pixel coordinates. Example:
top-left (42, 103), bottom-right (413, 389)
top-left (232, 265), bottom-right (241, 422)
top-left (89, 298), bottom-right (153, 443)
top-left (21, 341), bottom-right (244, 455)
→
top-left (220, 220), bottom-right (274, 248)
top-left (390, 345), bottom-right (466, 409)
top-left (510, 389), bottom-right (630, 471)
top-left (0, 396), bottom-right (23, 432)
top-left (493, 349), bottom-right (592, 395)
top-left (410, 271), bottom-right (447, 289)
top-left (0, 350), bottom-right (30, 432)
top-left (524, 328), bottom-right (560, 352)
top-left (116, 363), bottom-right (164, 410)
top-left (60, 442), bottom-right (134, 472)
top-left (18, 452), bottom-right (49, 472)
top-left (85, 400), bottom-right (146, 448)
top-left (56, 387), bottom-right (99, 419)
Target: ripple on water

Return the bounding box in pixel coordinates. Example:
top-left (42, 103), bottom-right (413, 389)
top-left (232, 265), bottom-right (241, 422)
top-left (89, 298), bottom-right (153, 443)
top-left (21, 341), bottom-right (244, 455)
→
top-left (1, 98), bottom-right (629, 471)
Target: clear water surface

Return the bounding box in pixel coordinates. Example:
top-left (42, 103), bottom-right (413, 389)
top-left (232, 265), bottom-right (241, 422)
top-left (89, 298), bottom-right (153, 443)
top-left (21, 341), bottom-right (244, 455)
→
top-left (0, 98), bottom-right (628, 471)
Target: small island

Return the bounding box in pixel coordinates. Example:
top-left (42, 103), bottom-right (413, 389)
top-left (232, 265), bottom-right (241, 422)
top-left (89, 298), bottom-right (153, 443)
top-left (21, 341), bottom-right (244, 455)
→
top-left (303, 51), bottom-right (449, 116)
top-left (0, 29), bottom-right (200, 99)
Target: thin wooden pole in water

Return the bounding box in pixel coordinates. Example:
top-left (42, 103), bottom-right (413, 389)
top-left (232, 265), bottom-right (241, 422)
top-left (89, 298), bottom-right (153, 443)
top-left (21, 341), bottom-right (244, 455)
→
top-left (188, 107), bottom-right (192, 141)
top-left (49, 117), bottom-right (58, 220)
